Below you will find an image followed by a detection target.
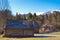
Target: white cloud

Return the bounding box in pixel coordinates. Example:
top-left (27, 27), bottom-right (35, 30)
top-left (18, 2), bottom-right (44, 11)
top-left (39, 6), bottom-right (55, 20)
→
top-left (31, 12), bottom-right (44, 15)
top-left (12, 12), bottom-right (45, 16)
top-left (51, 10), bottom-right (60, 12)
top-left (36, 12), bottom-right (44, 15)
top-left (51, 10), bottom-right (60, 13)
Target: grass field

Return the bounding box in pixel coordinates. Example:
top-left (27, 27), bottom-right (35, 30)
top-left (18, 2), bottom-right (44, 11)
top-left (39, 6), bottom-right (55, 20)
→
top-left (0, 32), bottom-right (60, 40)
top-left (0, 37), bottom-right (60, 40)
top-left (48, 32), bottom-right (60, 35)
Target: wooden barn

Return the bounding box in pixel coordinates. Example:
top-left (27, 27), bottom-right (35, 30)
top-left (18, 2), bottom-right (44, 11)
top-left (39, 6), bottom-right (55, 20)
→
top-left (4, 20), bottom-right (39, 37)
top-left (33, 21), bottom-right (40, 33)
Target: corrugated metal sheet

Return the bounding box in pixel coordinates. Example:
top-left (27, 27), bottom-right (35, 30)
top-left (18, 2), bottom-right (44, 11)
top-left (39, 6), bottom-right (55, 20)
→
top-left (5, 19), bottom-right (39, 30)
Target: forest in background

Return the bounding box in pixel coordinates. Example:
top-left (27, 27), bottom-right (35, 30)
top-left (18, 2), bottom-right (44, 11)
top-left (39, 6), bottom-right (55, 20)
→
top-left (0, 9), bottom-right (60, 33)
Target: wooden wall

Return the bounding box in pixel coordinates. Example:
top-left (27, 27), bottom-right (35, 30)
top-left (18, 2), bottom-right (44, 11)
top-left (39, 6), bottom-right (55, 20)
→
top-left (4, 29), bottom-right (34, 36)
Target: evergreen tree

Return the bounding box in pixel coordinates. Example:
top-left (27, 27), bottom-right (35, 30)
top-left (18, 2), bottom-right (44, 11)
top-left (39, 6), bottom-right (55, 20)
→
top-left (27, 12), bottom-right (32, 20)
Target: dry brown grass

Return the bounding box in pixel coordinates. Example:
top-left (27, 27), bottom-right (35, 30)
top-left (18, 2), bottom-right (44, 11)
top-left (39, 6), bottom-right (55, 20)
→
top-left (0, 37), bottom-right (60, 40)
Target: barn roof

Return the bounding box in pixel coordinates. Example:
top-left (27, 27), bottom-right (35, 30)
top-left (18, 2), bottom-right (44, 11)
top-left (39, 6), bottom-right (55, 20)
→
top-left (33, 21), bottom-right (39, 28)
top-left (5, 19), bottom-right (39, 30)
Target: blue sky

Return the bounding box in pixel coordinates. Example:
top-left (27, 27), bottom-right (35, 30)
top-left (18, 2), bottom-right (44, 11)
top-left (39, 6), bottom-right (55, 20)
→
top-left (9, 0), bottom-right (60, 15)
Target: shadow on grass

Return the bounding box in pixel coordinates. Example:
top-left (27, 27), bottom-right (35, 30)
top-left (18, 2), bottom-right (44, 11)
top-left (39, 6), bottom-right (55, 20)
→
top-left (3, 36), bottom-right (55, 38)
